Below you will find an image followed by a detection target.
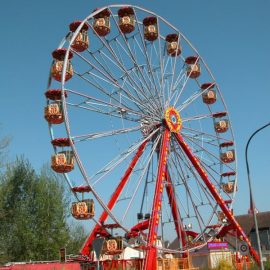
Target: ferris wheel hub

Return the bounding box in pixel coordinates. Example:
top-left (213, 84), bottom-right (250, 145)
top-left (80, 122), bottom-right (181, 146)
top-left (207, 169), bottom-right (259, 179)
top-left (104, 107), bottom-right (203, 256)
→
top-left (164, 107), bottom-right (182, 133)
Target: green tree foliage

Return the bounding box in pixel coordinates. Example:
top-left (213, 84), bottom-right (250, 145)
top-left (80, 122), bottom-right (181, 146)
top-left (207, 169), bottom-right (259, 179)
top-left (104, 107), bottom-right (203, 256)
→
top-left (249, 263), bottom-right (260, 270)
top-left (66, 222), bottom-right (87, 255)
top-left (0, 132), bottom-right (11, 168)
top-left (0, 158), bottom-right (86, 264)
top-left (265, 259), bottom-right (270, 270)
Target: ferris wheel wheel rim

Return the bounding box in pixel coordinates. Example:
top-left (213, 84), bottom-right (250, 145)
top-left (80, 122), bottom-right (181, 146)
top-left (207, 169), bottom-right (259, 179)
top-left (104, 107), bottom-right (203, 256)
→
top-left (46, 4), bottom-right (238, 252)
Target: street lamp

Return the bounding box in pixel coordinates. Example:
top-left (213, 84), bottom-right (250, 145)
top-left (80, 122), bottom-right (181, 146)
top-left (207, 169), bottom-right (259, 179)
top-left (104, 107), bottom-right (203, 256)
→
top-left (245, 122), bottom-right (270, 270)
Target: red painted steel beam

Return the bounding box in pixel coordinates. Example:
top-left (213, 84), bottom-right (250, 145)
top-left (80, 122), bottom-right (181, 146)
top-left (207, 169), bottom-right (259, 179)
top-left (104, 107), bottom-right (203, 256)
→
top-left (131, 219), bottom-right (150, 232)
top-left (80, 140), bottom-right (148, 256)
top-left (185, 230), bottom-right (198, 238)
top-left (165, 170), bottom-right (186, 247)
top-left (216, 223), bottom-right (234, 238)
top-left (72, 186), bottom-right (91, 193)
top-left (126, 220), bottom-right (150, 238)
top-left (174, 133), bottom-right (260, 265)
top-left (143, 129), bottom-right (171, 270)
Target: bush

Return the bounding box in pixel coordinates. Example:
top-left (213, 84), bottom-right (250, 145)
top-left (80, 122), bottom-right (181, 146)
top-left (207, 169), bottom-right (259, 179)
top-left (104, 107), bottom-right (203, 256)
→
top-left (212, 259), bottom-right (235, 270)
top-left (249, 263), bottom-right (259, 270)
top-left (265, 259), bottom-right (270, 270)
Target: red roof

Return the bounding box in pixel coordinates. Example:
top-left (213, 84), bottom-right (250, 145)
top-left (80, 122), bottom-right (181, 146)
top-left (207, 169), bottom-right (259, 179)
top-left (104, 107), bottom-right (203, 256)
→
top-left (93, 8), bottom-right (111, 18)
top-left (201, 82), bottom-right (216, 89)
top-left (52, 48), bottom-right (73, 60)
top-left (143, 16), bottom-right (157, 26)
top-left (45, 89), bottom-right (67, 100)
top-left (220, 141), bottom-right (234, 148)
top-left (185, 56), bottom-right (199, 64)
top-left (165, 33), bottom-right (179, 42)
top-left (221, 171), bottom-right (236, 177)
top-left (72, 186), bottom-right (91, 193)
top-left (118, 7), bottom-right (135, 17)
top-left (212, 112), bottom-right (227, 118)
top-left (51, 138), bottom-right (72, 147)
top-left (69, 21), bottom-right (89, 32)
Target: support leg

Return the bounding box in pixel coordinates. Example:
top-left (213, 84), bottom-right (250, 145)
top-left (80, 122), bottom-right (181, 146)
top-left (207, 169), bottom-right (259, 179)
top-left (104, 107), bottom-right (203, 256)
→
top-left (143, 129), bottom-right (171, 270)
top-left (174, 133), bottom-right (260, 265)
top-left (80, 140), bottom-right (148, 256)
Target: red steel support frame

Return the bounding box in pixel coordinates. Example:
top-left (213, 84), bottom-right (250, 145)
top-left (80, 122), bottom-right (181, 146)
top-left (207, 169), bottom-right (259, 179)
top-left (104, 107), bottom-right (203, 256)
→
top-left (143, 129), bottom-right (171, 270)
top-left (81, 140), bottom-right (148, 256)
top-left (174, 133), bottom-right (260, 265)
top-left (165, 170), bottom-right (186, 248)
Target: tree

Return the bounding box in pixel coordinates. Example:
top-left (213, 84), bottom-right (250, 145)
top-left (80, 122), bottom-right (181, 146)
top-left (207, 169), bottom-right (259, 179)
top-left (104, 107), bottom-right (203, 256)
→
top-left (33, 166), bottom-right (70, 260)
top-left (0, 158), bottom-right (70, 263)
top-left (66, 222), bottom-right (88, 255)
top-left (0, 132), bottom-right (11, 168)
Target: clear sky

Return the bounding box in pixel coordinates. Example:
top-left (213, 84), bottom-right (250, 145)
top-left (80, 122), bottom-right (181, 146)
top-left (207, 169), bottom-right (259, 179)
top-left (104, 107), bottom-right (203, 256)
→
top-left (1, 0), bottom-right (270, 218)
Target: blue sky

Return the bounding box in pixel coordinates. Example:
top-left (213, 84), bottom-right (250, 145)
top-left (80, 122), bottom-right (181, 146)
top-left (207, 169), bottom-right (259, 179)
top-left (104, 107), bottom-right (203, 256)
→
top-left (1, 0), bottom-right (270, 218)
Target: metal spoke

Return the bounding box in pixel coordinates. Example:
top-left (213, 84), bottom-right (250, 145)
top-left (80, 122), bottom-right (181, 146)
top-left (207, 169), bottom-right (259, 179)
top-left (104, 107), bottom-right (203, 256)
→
top-left (72, 125), bottom-right (142, 143)
top-left (172, 56), bottom-right (200, 107)
top-left (87, 23), bottom-right (160, 117)
top-left (182, 133), bottom-right (236, 173)
top-left (91, 127), bottom-right (160, 186)
top-left (182, 126), bottom-right (232, 143)
top-left (121, 133), bottom-right (161, 222)
top-left (66, 102), bottom-right (141, 123)
top-left (66, 88), bottom-right (149, 119)
top-left (72, 50), bottom-right (149, 111)
top-left (182, 113), bottom-right (213, 123)
top-left (177, 85), bottom-right (211, 112)
top-left (132, 13), bottom-right (163, 111)
top-left (73, 71), bottom-right (155, 115)
top-left (173, 145), bottom-right (217, 243)
top-left (169, 145), bottom-right (206, 238)
top-left (167, 34), bottom-right (181, 108)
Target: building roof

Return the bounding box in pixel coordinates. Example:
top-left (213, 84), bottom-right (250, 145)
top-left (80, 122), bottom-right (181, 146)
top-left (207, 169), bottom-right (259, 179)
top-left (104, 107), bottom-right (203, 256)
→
top-left (235, 211), bottom-right (270, 236)
top-left (168, 211), bottom-right (270, 251)
top-left (167, 212), bottom-right (270, 252)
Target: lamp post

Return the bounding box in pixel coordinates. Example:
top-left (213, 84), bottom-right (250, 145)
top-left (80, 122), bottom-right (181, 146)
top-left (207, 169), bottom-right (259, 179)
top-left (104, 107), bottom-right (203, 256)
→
top-left (245, 122), bottom-right (270, 270)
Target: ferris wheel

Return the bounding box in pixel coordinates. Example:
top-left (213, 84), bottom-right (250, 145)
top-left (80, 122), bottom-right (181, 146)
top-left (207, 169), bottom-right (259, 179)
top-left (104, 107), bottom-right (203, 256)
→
top-left (44, 5), bottom-right (260, 269)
